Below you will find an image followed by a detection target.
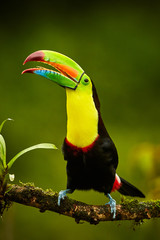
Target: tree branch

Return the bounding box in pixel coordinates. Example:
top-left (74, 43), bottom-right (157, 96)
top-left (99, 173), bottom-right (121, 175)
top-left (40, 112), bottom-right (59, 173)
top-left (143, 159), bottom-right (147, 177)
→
top-left (1, 183), bottom-right (160, 224)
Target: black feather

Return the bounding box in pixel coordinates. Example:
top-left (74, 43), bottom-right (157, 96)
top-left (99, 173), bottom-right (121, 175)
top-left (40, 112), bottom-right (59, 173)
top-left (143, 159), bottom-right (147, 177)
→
top-left (118, 177), bottom-right (145, 198)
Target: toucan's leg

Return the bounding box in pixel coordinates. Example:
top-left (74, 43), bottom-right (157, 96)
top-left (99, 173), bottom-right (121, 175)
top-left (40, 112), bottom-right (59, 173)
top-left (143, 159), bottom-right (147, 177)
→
top-left (58, 189), bottom-right (74, 206)
top-left (105, 193), bottom-right (116, 219)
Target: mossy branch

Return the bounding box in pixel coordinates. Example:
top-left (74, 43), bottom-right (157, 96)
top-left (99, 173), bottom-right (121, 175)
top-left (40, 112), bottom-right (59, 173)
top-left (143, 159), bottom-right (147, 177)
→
top-left (0, 183), bottom-right (160, 224)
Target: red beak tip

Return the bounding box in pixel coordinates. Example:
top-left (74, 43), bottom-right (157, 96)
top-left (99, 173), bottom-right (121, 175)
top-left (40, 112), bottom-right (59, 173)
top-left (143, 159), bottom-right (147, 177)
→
top-left (21, 69), bottom-right (35, 74)
top-left (23, 50), bottom-right (45, 65)
top-left (23, 59), bottom-right (28, 65)
top-left (21, 69), bottom-right (28, 74)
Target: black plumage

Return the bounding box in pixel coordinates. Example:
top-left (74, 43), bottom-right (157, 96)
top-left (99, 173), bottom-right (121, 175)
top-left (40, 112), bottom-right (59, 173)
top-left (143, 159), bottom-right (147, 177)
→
top-left (63, 135), bottom-right (117, 194)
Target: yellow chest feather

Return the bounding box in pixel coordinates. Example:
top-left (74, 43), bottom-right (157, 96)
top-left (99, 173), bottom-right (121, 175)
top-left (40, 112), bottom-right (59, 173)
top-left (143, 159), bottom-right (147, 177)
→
top-left (66, 88), bottom-right (98, 148)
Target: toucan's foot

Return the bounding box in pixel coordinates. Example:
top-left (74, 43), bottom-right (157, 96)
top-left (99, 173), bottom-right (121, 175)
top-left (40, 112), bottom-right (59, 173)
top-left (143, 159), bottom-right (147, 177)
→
top-left (58, 189), bottom-right (72, 206)
top-left (105, 193), bottom-right (116, 219)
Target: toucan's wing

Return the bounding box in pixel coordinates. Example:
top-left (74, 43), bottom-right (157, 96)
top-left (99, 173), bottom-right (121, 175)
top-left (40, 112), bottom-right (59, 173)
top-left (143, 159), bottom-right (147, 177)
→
top-left (98, 137), bottom-right (118, 169)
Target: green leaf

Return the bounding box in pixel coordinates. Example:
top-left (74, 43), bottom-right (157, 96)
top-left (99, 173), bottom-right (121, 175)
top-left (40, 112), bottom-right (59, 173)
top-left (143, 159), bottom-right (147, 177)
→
top-left (0, 118), bottom-right (13, 133)
top-left (0, 134), bottom-right (6, 168)
top-left (7, 143), bottom-right (57, 170)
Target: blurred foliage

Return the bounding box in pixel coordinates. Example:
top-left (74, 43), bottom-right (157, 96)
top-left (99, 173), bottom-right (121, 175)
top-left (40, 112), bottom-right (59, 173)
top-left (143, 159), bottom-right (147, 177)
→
top-left (0, 1), bottom-right (160, 240)
top-left (128, 143), bottom-right (160, 199)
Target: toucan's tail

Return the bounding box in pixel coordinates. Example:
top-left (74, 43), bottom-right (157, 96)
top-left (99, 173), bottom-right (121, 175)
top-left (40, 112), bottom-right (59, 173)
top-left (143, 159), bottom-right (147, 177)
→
top-left (118, 177), bottom-right (145, 198)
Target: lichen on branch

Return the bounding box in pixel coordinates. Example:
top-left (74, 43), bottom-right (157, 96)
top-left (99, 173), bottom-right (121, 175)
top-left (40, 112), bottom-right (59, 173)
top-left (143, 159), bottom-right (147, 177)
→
top-left (0, 183), bottom-right (160, 224)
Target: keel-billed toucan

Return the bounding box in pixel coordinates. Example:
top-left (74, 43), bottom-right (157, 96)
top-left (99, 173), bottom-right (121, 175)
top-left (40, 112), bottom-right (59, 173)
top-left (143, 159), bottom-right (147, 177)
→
top-left (22, 50), bottom-right (145, 218)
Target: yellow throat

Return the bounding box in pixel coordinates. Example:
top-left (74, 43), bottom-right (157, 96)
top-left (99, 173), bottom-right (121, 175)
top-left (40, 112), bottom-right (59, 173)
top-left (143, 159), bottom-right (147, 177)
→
top-left (66, 85), bottom-right (99, 148)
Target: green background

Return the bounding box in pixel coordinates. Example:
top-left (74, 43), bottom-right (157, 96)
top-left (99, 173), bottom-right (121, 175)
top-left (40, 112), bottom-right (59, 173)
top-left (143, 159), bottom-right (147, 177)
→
top-left (0, 1), bottom-right (160, 239)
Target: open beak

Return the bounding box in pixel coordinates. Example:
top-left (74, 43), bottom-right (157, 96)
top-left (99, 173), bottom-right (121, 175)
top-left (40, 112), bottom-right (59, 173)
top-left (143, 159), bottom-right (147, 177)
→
top-left (22, 50), bottom-right (84, 89)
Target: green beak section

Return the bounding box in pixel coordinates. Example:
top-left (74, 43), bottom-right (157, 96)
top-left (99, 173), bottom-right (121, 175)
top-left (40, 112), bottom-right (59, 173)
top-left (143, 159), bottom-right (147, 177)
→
top-left (22, 67), bottom-right (78, 89)
top-left (22, 50), bottom-right (84, 89)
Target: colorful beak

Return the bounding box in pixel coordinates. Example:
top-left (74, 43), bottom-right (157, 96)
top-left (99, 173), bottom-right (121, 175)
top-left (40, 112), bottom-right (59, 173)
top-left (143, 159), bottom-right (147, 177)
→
top-left (22, 50), bottom-right (84, 89)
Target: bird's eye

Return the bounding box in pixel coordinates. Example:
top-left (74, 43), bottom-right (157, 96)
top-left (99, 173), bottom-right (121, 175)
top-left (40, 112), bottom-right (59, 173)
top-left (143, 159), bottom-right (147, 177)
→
top-left (82, 78), bottom-right (90, 85)
top-left (84, 79), bottom-right (89, 83)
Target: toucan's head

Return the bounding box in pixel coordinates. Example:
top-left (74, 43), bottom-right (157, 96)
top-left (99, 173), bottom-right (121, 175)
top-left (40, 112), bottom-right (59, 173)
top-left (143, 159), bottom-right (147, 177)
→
top-left (22, 50), bottom-right (92, 93)
top-left (22, 50), bottom-right (101, 147)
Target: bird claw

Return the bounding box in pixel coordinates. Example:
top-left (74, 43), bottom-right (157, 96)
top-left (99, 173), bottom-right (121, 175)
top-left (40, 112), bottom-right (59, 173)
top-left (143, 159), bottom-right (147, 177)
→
top-left (105, 194), bottom-right (116, 219)
top-left (58, 190), bottom-right (67, 206)
top-left (58, 189), bottom-right (72, 206)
